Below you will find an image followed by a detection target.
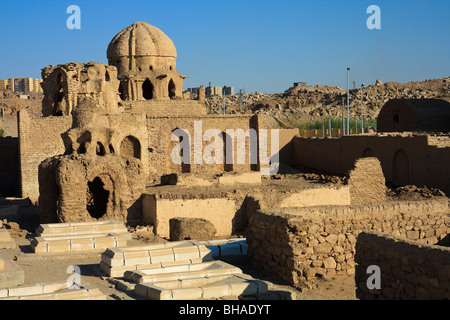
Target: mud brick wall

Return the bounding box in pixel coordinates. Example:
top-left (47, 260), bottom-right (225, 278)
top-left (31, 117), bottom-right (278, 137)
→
top-left (355, 231), bottom-right (450, 300)
top-left (293, 134), bottom-right (450, 196)
top-left (146, 114), bottom-right (267, 175)
top-left (142, 191), bottom-right (249, 238)
top-left (246, 199), bottom-right (449, 286)
top-left (348, 157), bottom-right (386, 205)
top-left (18, 111), bottom-right (71, 201)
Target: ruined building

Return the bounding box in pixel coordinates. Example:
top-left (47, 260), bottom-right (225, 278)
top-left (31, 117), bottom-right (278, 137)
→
top-left (377, 98), bottom-right (450, 133)
top-left (23, 21), bottom-right (268, 224)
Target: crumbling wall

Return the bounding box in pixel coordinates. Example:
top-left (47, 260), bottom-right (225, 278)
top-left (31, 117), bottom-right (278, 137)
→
top-left (39, 154), bottom-right (145, 224)
top-left (246, 199), bottom-right (449, 286)
top-left (355, 231), bottom-right (450, 300)
top-left (41, 62), bottom-right (120, 117)
top-left (348, 157), bottom-right (386, 204)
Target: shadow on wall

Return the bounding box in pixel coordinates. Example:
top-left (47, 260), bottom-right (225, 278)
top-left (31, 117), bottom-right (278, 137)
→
top-left (127, 194), bottom-right (144, 227)
top-left (0, 137), bottom-right (20, 197)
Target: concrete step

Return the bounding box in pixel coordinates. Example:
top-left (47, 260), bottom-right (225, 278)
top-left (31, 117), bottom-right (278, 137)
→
top-left (124, 260), bottom-right (242, 284)
top-left (100, 240), bottom-right (214, 277)
top-left (30, 233), bottom-right (128, 254)
top-left (35, 220), bottom-right (131, 239)
top-left (0, 282), bottom-right (106, 300)
top-left (134, 273), bottom-right (270, 300)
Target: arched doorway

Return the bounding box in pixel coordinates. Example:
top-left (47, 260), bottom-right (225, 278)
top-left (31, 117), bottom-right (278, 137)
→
top-left (170, 128), bottom-right (191, 173)
top-left (223, 132), bottom-right (233, 172)
top-left (168, 79), bottom-right (176, 99)
top-left (393, 149), bottom-right (410, 185)
top-left (363, 147), bottom-right (374, 157)
top-left (120, 135), bottom-right (141, 159)
top-left (142, 79), bottom-right (154, 100)
top-left (86, 177), bottom-right (109, 219)
top-left (118, 82), bottom-right (126, 100)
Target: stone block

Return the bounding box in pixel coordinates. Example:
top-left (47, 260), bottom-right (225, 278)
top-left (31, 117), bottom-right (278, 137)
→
top-left (149, 248), bottom-right (175, 263)
top-left (201, 284), bottom-right (232, 299)
top-left (169, 217), bottom-right (217, 241)
top-left (170, 287), bottom-right (203, 300)
top-left (7, 284), bottom-right (44, 297)
top-left (173, 246), bottom-right (200, 260)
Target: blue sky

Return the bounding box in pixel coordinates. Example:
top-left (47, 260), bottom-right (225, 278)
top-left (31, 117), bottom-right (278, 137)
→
top-left (0, 0), bottom-right (449, 93)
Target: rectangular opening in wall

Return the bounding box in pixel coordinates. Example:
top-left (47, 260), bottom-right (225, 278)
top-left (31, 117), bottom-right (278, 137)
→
top-left (393, 114), bottom-right (399, 123)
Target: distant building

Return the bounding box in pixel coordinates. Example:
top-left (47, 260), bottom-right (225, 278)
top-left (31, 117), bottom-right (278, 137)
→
top-left (377, 98), bottom-right (450, 133)
top-left (187, 85), bottom-right (235, 98)
top-left (223, 86), bottom-right (234, 96)
top-left (4, 78), bottom-right (43, 93)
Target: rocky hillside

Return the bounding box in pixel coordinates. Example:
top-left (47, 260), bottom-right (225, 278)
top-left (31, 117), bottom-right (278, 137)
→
top-left (206, 77), bottom-right (450, 128)
top-left (2, 77), bottom-right (449, 129)
top-left (0, 90), bottom-right (43, 119)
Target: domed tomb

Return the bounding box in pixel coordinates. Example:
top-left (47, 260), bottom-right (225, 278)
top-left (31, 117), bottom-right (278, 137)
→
top-left (107, 21), bottom-right (187, 101)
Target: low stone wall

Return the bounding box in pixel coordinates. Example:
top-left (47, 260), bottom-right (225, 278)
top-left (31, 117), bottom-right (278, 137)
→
top-left (246, 199), bottom-right (449, 286)
top-left (355, 231), bottom-right (450, 300)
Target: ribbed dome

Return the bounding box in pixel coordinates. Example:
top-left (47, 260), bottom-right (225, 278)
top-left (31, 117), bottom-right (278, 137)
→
top-left (107, 21), bottom-right (177, 59)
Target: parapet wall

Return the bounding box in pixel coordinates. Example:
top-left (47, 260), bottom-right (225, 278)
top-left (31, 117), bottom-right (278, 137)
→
top-left (246, 199), bottom-right (449, 286)
top-left (355, 231), bottom-right (450, 300)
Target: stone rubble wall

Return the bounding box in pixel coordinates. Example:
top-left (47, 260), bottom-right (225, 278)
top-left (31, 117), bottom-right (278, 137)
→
top-left (354, 231), bottom-right (450, 300)
top-left (246, 199), bottom-right (449, 286)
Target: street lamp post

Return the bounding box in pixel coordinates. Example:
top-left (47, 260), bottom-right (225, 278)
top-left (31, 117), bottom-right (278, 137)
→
top-left (1, 90), bottom-right (4, 122)
top-left (223, 86), bottom-right (226, 114)
top-left (347, 67), bottom-right (350, 135)
top-left (361, 84), bottom-right (364, 134)
top-left (342, 97), bottom-right (345, 136)
top-left (239, 89), bottom-right (243, 113)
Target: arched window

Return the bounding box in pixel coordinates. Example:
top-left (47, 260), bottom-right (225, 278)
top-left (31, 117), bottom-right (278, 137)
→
top-left (142, 78), bottom-right (154, 100)
top-left (86, 177), bottom-right (109, 219)
top-left (222, 132), bottom-right (233, 172)
top-left (120, 135), bottom-right (141, 159)
top-left (96, 142), bottom-right (106, 156)
top-left (118, 81), bottom-right (126, 101)
top-left (168, 79), bottom-right (176, 99)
